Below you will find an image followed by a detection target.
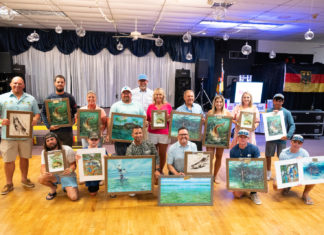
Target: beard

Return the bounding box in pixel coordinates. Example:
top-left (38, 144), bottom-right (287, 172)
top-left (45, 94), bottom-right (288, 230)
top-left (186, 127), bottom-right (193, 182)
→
top-left (56, 87), bottom-right (64, 92)
top-left (47, 143), bottom-right (58, 151)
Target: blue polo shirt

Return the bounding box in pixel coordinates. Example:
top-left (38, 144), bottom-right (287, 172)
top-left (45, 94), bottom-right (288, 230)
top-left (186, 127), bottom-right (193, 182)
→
top-left (109, 101), bottom-right (145, 117)
top-left (0, 91), bottom-right (40, 139)
top-left (230, 143), bottom-right (260, 159)
top-left (279, 147), bottom-right (309, 160)
top-left (176, 103), bottom-right (204, 114)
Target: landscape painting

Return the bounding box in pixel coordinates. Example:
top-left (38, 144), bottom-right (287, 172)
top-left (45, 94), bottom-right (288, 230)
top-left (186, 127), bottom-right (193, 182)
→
top-left (45, 98), bottom-right (72, 127)
top-left (239, 111), bottom-right (255, 131)
top-left (263, 111), bottom-right (287, 141)
top-left (105, 156), bottom-right (154, 195)
top-left (275, 159), bottom-right (301, 189)
top-left (110, 113), bottom-right (145, 143)
top-left (184, 151), bottom-right (213, 175)
top-left (6, 110), bottom-right (33, 138)
top-left (300, 156), bottom-right (324, 185)
top-left (158, 176), bottom-right (213, 206)
top-left (77, 148), bottom-right (106, 182)
top-left (45, 150), bottom-right (67, 174)
top-left (151, 110), bottom-right (167, 129)
top-left (169, 111), bottom-right (203, 141)
top-left (203, 115), bottom-right (232, 148)
top-left (77, 109), bottom-right (101, 139)
top-left (226, 158), bottom-right (268, 192)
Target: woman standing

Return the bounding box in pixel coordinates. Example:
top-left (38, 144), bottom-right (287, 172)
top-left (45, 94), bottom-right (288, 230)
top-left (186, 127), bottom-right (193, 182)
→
top-left (206, 95), bottom-right (232, 183)
top-left (146, 88), bottom-right (172, 173)
top-left (230, 91), bottom-right (260, 148)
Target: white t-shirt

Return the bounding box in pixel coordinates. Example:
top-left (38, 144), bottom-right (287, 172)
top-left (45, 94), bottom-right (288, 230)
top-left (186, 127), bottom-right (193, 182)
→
top-left (131, 87), bottom-right (153, 112)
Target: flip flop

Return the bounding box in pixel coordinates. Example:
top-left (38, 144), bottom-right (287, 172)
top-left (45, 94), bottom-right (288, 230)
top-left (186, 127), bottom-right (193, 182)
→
top-left (302, 196), bottom-right (314, 205)
top-left (46, 192), bottom-right (57, 200)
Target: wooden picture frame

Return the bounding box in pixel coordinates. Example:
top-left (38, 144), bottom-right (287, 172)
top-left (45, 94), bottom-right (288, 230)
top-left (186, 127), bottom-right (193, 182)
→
top-left (151, 110), bottom-right (167, 130)
top-left (44, 150), bottom-right (68, 174)
top-left (203, 115), bottom-right (232, 148)
top-left (238, 111), bottom-right (255, 131)
top-left (105, 155), bottom-right (155, 195)
top-left (109, 112), bottom-right (146, 143)
top-left (44, 98), bottom-right (72, 127)
top-left (77, 148), bottom-right (106, 182)
top-left (226, 158), bottom-right (268, 192)
top-left (77, 109), bottom-right (101, 139)
top-left (169, 111), bottom-right (203, 141)
top-left (263, 110), bottom-right (287, 141)
top-left (184, 151), bottom-right (213, 175)
top-left (158, 175), bottom-right (214, 206)
top-left (6, 110), bottom-right (33, 138)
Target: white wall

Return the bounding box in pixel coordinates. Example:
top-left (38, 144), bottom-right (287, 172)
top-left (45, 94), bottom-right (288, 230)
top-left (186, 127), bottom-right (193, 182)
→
top-left (257, 40), bottom-right (324, 63)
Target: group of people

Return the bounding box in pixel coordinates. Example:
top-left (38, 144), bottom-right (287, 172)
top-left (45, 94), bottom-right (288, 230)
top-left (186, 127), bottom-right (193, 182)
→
top-left (0, 74), bottom-right (316, 206)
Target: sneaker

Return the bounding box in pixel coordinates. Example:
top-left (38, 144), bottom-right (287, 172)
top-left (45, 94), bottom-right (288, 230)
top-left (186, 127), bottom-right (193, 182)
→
top-left (21, 179), bottom-right (35, 188)
top-left (1, 184), bottom-right (14, 195)
top-left (129, 193), bottom-right (136, 197)
top-left (250, 193), bottom-right (262, 205)
top-left (267, 171), bottom-right (272, 181)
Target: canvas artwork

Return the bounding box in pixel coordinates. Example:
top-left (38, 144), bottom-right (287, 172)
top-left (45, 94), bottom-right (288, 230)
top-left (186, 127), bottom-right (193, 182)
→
top-left (45, 150), bottom-right (67, 174)
top-left (158, 176), bottom-right (213, 206)
top-left (45, 98), bottom-right (72, 127)
top-left (184, 151), bottom-right (213, 175)
top-left (151, 110), bottom-right (167, 129)
top-left (77, 109), bottom-right (101, 139)
top-left (239, 111), bottom-right (255, 131)
top-left (169, 111), bottom-right (203, 141)
top-left (105, 156), bottom-right (154, 195)
top-left (275, 159), bottom-right (301, 189)
top-left (300, 156), bottom-right (324, 185)
top-left (226, 158), bottom-right (268, 192)
top-left (263, 111), bottom-right (287, 141)
top-left (6, 110), bottom-right (33, 138)
top-left (110, 113), bottom-right (145, 143)
top-left (77, 148), bottom-right (106, 182)
top-left (203, 115), bottom-right (232, 148)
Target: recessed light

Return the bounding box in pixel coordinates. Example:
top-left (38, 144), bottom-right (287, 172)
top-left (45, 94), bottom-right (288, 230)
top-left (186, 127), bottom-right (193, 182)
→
top-left (18, 23), bottom-right (23, 26)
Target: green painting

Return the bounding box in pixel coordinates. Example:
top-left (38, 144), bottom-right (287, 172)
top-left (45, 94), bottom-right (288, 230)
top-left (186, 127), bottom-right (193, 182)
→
top-left (203, 115), bottom-right (232, 148)
top-left (45, 98), bottom-right (72, 127)
top-left (169, 112), bottom-right (202, 141)
top-left (266, 115), bottom-right (283, 136)
top-left (78, 110), bottom-right (100, 138)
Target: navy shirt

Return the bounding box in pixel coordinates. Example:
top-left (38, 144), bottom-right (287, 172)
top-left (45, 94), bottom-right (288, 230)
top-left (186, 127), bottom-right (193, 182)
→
top-left (230, 143), bottom-right (260, 158)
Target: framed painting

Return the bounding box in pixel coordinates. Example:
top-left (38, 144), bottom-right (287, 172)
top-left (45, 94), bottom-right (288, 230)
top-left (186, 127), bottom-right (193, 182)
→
top-left (299, 156), bottom-right (324, 185)
top-left (169, 111), bottom-right (203, 141)
top-left (203, 115), bottom-right (232, 148)
top-left (226, 158), bottom-right (268, 192)
top-left (44, 98), bottom-right (72, 127)
top-left (151, 110), bottom-right (167, 130)
top-left (44, 150), bottom-right (68, 174)
top-left (77, 109), bottom-right (101, 139)
top-left (77, 148), bottom-right (106, 182)
top-left (275, 159), bottom-right (300, 189)
top-left (6, 110), bottom-right (33, 138)
top-left (184, 151), bottom-right (213, 175)
top-left (105, 155), bottom-right (155, 195)
top-left (109, 112), bottom-right (146, 143)
top-left (158, 175), bottom-right (214, 206)
top-left (263, 111), bottom-right (287, 141)
top-left (238, 111), bottom-right (255, 131)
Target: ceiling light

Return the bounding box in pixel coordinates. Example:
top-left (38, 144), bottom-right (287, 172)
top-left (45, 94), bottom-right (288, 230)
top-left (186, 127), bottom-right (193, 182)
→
top-left (212, 6), bottom-right (226, 20)
top-left (0, 6), bottom-right (17, 21)
top-left (76, 26), bottom-right (86, 37)
top-left (186, 52), bottom-right (193, 61)
top-left (14, 9), bottom-right (66, 16)
top-left (200, 21), bottom-right (283, 30)
top-left (269, 50), bottom-right (276, 59)
top-left (241, 42), bottom-right (252, 55)
top-left (304, 29), bottom-right (314, 40)
top-left (55, 25), bottom-right (63, 34)
top-left (116, 41), bottom-right (124, 51)
top-left (155, 37), bottom-right (164, 47)
top-left (223, 33), bottom-right (229, 41)
top-left (182, 32), bottom-right (192, 43)
top-left (27, 30), bottom-right (40, 42)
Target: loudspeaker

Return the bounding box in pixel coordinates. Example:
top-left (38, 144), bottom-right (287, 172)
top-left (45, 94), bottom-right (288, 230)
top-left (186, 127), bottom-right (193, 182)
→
top-left (0, 52), bottom-right (13, 73)
top-left (175, 69), bottom-right (191, 108)
top-left (195, 59), bottom-right (208, 79)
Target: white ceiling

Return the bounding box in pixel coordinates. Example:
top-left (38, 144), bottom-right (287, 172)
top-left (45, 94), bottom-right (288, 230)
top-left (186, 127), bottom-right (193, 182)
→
top-left (1, 0), bottom-right (324, 42)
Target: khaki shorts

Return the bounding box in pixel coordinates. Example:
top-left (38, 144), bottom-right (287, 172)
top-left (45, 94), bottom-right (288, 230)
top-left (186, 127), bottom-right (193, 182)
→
top-left (0, 139), bottom-right (32, 162)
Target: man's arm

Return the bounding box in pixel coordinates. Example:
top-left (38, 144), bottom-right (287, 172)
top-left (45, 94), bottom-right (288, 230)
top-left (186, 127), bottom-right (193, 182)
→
top-left (69, 95), bottom-right (77, 118)
top-left (167, 164), bottom-right (182, 175)
top-left (41, 101), bottom-right (51, 129)
top-left (286, 111), bottom-right (296, 139)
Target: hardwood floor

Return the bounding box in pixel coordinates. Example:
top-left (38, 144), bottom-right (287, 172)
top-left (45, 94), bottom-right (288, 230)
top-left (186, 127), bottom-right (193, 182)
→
top-left (0, 152), bottom-right (323, 235)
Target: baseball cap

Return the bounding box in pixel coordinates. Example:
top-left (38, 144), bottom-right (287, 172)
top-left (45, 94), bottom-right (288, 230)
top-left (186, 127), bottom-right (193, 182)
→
top-left (88, 132), bottom-right (100, 140)
top-left (238, 129), bottom-right (249, 137)
top-left (292, 134), bottom-right (304, 143)
top-left (273, 93), bottom-right (284, 100)
top-left (44, 132), bottom-right (58, 140)
top-left (138, 74), bottom-right (148, 81)
top-left (121, 86), bottom-right (132, 93)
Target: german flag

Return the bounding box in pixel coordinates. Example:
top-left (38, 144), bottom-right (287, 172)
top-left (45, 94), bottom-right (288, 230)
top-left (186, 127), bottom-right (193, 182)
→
top-left (284, 64), bottom-right (324, 92)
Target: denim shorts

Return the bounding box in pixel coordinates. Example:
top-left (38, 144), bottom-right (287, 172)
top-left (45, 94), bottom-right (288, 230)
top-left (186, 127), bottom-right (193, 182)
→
top-left (54, 175), bottom-right (78, 190)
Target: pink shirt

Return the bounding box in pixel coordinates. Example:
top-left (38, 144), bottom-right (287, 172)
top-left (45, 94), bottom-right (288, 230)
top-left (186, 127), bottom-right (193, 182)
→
top-left (147, 103), bottom-right (172, 135)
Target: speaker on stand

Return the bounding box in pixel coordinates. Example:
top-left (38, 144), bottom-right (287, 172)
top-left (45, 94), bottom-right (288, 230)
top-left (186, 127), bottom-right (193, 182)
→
top-left (195, 59), bottom-right (212, 110)
top-left (174, 69), bottom-right (191, 108)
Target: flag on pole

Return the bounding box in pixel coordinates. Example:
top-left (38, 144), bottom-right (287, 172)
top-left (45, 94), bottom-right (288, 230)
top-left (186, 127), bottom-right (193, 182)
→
top-left (216, 58), bottom-right (224, 95)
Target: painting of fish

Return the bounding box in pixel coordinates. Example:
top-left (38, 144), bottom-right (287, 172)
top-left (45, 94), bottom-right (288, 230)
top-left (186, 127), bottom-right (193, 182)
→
top-left (45, 98), bottom-right (72, 127)
top-left (203, 115), bottom-right (232, 148)
top-left (77, 109), bottom-right (101, 139)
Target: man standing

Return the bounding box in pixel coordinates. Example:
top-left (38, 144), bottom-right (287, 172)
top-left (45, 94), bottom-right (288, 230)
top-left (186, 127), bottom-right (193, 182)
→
top-left (131, 74), bottom-right (153, 112)
top-left (265, 93), bottom-right (295, 180)
top-left (230, 129), bottom-right (262, 205)
top-left (278, 134), bottom-right (314, 205)
top-left (41, 75), bottom-right (77, 147)
top-left (176, 90), bottom-right (204, 150)
top-left (38, 132), bottom-right (79, 201)
top-left (167, 127), bottom-right (197, 175)
top-left (0, 76), bottom-right (40, 195)
top-left (108, 86), bottom-right (146, 155)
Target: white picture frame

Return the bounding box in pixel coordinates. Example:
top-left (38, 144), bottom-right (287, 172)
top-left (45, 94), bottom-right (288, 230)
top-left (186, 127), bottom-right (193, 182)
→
top-left (299, 156), bottom-right (324, 185)
top-left (275, 158), bottom-right (301, 189)
top-left (263, 110), bottom-right (287, 141)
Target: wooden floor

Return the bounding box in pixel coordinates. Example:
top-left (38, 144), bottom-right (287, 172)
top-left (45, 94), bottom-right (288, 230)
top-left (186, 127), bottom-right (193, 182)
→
top-left (1, 152), bottom-right (324, 235)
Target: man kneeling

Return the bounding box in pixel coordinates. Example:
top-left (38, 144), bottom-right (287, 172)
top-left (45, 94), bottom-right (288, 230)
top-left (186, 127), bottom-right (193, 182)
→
top-left (38, 132), bottom-right (79, 201)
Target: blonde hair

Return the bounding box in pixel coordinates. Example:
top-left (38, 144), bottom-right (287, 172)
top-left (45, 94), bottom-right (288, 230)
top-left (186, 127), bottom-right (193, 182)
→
top-left (87, 90), bottom-right (96, 97)
top-left (153, 88), bottom-right (167, 104)
top-left (241, 91), bottom-right (253, 107)
top-left (210, 95), bottom-right (225, 114)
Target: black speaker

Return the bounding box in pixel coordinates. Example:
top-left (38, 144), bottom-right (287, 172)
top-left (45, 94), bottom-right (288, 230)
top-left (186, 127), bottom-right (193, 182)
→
top-left (175, 69), bottom-right (191, 108)
top-left (195, 59), bottom-right (208, 79)
top-left (0, 52), bottom-right (13, 73)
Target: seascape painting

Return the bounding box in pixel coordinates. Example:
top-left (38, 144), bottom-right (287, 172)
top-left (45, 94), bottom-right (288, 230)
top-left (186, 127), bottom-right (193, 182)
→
top-left (158, 176), bottom-right (213, 206)
top-left (45, 150), bottom-right (66, 174)
top-left (45, 98), bottom-right (72, 127)
top-left (169, 111), bottom-right (202, 141)
top-left (184, 151), bottom-right (213, 175)
top-left (263, 111), bottom-right (287, 141)
top-left (6, 111), bottom-right (33, 138)
top-left (77, 148), bottom-right (105, 182)
top-left (106, 156), bottom-right (154, 194)
top-left (227, 159), bottom-right (267, 192)
top-left (151, 110), bottom-right (167, 129)
top-left (275, 159), bottom-right (301, 189)
top-left (77, 109), bottom-right (101, 138)
top-left (203, 115), bottom-right (232, 148)
top-left (301, 157), bottom-right (324, 185)
top-left (110, 113), bottom-right (145, 142)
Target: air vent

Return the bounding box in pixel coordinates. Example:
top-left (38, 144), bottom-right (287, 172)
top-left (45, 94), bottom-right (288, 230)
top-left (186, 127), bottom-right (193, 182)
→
top-left (229, 51), bottom-right (248, 59)
top-left (14, 9), bottom-right (66, 17)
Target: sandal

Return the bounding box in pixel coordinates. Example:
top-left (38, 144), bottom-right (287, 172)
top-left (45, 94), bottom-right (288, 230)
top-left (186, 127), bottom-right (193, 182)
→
top-left (46, 192), bottom-right (57, 200)
top-left (302, 196), bottom-right (314, 205)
